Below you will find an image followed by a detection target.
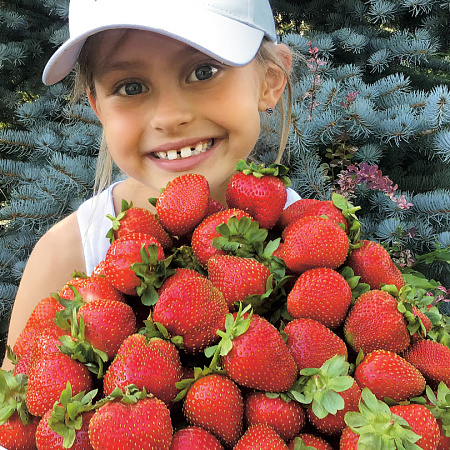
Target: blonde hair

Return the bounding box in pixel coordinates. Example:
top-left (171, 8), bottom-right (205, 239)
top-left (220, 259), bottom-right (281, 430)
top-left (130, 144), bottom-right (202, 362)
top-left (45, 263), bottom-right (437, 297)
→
top-left (73, 34), bottom-right (294, 194)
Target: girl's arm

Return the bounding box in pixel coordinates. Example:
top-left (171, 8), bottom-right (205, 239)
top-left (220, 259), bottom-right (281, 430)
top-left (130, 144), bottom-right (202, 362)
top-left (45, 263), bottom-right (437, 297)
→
top-left (2, 212), bottom-right (85, 371)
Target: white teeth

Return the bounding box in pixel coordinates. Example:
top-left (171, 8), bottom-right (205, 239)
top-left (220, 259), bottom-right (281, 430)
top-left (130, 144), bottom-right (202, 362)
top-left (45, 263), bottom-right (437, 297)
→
top-left (167, 150), bottom-right (178, 160)
top-left (194, 142), bottom-right (204, 154)
top-left (180, 147), bottom-right (192, 158)
top-left (154, 139), bottom-right (214, 160)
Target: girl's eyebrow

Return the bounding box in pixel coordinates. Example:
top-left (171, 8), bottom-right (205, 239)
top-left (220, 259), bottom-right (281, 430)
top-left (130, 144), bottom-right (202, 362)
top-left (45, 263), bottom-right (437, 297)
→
top-left (95, 46), bottom-right (204, 79)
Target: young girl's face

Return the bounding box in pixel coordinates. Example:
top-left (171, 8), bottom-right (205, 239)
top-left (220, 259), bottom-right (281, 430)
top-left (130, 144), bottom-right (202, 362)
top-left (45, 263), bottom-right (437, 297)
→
top-left (87, 30), bottom-right (277, 203)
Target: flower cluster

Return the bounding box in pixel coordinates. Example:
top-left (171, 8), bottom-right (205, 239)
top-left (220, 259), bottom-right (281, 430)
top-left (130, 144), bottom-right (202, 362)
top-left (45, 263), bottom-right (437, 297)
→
top-left (340, 91), bottom-right (359, 109)
top-left (336, 162), bottom-right (413, 209)
top-left (304, 41), bottom-right (327, 120)
top-left (427, 286), bottom-right (450, 307)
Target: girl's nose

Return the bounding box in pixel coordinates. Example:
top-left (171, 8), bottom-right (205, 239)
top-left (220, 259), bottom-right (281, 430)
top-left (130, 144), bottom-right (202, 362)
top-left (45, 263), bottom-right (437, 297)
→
top-left (149, 90), bottom-right (194, 133)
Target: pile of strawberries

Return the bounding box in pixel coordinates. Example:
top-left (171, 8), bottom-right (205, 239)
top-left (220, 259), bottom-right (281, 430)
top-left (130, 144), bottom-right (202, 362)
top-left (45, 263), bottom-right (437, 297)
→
top-left (1, 160), bottom-right (449, 450)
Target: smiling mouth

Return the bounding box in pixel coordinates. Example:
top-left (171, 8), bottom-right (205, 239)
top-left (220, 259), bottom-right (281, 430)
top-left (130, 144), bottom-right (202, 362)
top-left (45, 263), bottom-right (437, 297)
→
top-left (154, 139), bottom-right (214, 160)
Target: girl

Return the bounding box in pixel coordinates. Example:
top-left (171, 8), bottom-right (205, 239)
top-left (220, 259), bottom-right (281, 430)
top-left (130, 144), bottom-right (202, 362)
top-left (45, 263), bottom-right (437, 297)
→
top-left (3, 0), bottom-right (299, 369)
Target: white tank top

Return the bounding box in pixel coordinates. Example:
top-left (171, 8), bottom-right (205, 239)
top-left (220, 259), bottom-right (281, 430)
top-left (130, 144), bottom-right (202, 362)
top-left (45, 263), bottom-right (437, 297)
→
top-left (77, 181), bottom-right (301, 275)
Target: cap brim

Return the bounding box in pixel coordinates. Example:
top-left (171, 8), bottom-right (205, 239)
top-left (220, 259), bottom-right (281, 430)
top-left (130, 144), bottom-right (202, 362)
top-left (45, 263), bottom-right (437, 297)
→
top-left (43, 4), bottom-right (269, 85)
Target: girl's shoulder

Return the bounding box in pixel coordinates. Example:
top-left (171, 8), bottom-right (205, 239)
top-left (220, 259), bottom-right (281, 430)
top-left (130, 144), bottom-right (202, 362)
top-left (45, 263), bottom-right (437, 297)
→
top-left (17, 211), bottom-right (86, 301)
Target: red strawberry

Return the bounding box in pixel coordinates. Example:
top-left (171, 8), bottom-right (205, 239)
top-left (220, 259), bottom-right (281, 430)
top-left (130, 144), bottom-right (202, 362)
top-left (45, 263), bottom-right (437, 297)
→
top-left (0, 411), bottom-right (39, 450)
top-left (152, 275), bottom-right (228, 353)
top-left (219, 310), bottom-right (298, 392)
top-left (88, 388), bottom-right (173, 449)
top-left (233, 424), bottom-right (288, 449)
top-left (59, 273), bottom-right (125, 303)
top-left (12, 354), bottom-right (31, 376)
top-left (183, 374), bottom-right (244, 447)
top-left (0, 370), bottom-right (38, 450)
top-left (26, 352), bottom-right (93, 417)
top-left (205, 197), bottom-right (226, 217)
top-left (13, 295), bottom-right (64, 359)
top-left (29, 325), bottom-right (69, 369)
top-left (103, 335), bottom-right (183, 406)
top-left (91, 259), bottom-right (107, 277)
top-left (344, 289), bottom-right (411, 354)
top-left (284, 318), bottom-right (348, 372)
top-left (276, 198), bottom-right (320, 230)
top-left (288, 433), bottom-right (333, 450)
top-left (106, 199), bottom-right (173, 248)
top-left (346, 239), bottom-right (405, 290)
top-left (156, 173), bottom-right (210, 235)
top-left (55, 296), bottom-right (137, 378)
top-left (283, 216), bottom-right (349, 274)
top-left (411, 305), bottom-right (432, 341)
top-left (35, 409), bottom-right (94, 450)
top-left (244, 391), bottom-right (306, 442)
top-left (157, 268), bottom-right (206, 296)
top-left (391, 404), bottom-right (440, 450)
top-left (339, 426), bottom-right (360, 450)
top-left (226, 160), bottom-right (290, 230)
top-left (102, 232), bottom-right (165, 296)
top-left (287, 267), bottom-right (352, 328)
top-left (207, 254), bottom-right (272, 310)
top-left (296, 200), bottom-right (349, 232)
top-left (354, 349), bottom-right (426, 402)
top-left (75, 298), bottom-right (136, 360)
top-left (169, 426), bottom-right (224, 449)
top-left (191, 208), bottom-right (252, 268)
top-left (401, 339), bottom-right (450, 389)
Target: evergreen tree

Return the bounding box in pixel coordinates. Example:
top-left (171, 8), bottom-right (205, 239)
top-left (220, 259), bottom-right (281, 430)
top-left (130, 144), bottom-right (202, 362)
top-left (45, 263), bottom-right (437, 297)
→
top-left (0, 0), bottom-right (105, 345)
top-left (0, 0), bottom-right (449, 355)
top-left (261, 0), bottom-right (450, 288)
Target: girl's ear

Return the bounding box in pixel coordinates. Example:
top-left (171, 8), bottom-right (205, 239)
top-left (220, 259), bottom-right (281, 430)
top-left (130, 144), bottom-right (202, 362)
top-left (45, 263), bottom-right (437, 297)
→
top-left (258, 43), bottom-right (292, 111)
top-left (87, 89), bottom-right (103, 123)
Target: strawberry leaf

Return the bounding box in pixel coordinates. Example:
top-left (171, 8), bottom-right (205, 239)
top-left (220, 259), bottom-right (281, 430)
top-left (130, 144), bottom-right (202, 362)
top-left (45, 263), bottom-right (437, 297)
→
top-left (0, 370), bottom-right (31, 425)
top-left (322, 389), bottom-right (345, 415)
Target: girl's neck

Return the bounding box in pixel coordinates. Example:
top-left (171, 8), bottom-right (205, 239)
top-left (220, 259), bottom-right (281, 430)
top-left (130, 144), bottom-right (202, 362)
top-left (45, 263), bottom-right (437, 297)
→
top-left (112, 178), bottom-right (160, 214)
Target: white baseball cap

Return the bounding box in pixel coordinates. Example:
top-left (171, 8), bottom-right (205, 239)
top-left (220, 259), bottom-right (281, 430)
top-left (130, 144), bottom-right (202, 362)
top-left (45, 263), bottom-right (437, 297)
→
top-left (42, 0), bottom-right (278, 85)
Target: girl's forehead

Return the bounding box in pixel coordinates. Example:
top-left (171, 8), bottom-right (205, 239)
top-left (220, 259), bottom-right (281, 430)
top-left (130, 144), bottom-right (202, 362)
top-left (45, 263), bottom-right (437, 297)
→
top-left (89, 29), bottom-right (211, 76)
top-left (93, 29), bottom-right (204, 60)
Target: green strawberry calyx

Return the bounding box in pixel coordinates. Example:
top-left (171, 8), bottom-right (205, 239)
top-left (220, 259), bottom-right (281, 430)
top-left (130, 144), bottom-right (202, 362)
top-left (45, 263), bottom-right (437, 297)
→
top-left (424, 382), bottom-right (450, 438)
top-left (106, 199), bottom-right (133, 243)
top-left (390, 282), bottom-right (450, 346)
top-left (287, 354), bottom-right (354, 418)
top-left (173, 366), bottom-right (218, 402)
top-left (168, 245), bottom-right (208, 275)
top-left (332, 192), bottom-right (362, 246)
top-left (49, 383), bottom-right (150, 448)
top-left (138, 320), bottom-right (184, 349)
top-left (0, 370), bottom-right (32, 426)
top-left (340, 266), bottom-right (370, 304)
top-left (131, 244), bottom-right (176, 306)
top-left (56, 289), bottom-right (109, 378)
top-left (204, 302), bottom-right (253, 371)
top-left (234, 159), bottom-right (292, 187)
top-left (48, 382), bottom-right (98, 449)
top-left (344, 388), bottom-right (422, 449)
top-left (213, 215), bottom-right (268, 259)
top-left (291, 437), bottom-right (320, 450)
